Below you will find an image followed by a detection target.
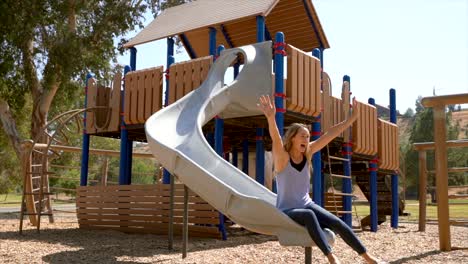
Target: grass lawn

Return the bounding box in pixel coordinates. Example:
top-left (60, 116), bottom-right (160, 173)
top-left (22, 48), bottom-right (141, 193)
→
top-left (0, 193), bottom-right (22, 207)
top-left (0, 193), bottom-right (75, 208)
top-left (354, 199), bottom-right (468, 221)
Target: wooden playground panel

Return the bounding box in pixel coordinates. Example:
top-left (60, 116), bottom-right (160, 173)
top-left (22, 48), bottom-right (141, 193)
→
top-left (84, 43), bottom-right (399, 171)
top-left (76, 184), bottom-right (222, 238)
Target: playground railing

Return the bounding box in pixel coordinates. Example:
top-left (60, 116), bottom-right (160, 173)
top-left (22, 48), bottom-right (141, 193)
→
top-left (286, 44), bottom-right (321, 117)
top-left (378, 119), bottom-right (399, 171)
top-left (124, 66), bottom-right (164, 125)
top-left (353, 101), bottom-right (378, 156)
top-left (86, 73), bottom-right (122, 134)
top-left (168, 56), bottom-right (212, 105)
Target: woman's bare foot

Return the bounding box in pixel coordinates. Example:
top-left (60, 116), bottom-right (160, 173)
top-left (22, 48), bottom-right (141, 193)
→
top-left (326, 253), bottom-right (341, 264)
top-left (361, 252), bottom-right (387, 264)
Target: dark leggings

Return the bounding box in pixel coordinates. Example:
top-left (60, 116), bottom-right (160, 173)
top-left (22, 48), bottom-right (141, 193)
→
top-left (284, 203), bottom-right (366, 255)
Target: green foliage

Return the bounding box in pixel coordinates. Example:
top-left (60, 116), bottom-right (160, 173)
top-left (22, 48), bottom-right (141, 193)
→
top-left (0, 0), bottom-right (192, 193)
top-left (402, 96), bottom-right (468, 198)
top-left (402, 108), bottom-right (415, 118)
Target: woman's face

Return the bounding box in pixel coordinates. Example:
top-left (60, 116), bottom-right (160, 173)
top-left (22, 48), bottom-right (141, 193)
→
top-left (291, 127), bottom-right (310, 153)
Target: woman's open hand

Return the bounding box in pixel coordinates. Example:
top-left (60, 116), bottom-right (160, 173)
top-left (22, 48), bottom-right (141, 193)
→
top-left (350, 97), bottom-right (360, 122)
top-left (258, 95), bottom-right (276, 120)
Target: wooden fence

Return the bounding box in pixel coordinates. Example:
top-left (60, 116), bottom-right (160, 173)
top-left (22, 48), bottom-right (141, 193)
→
top-left (76, 184), bottom-right (222, 238)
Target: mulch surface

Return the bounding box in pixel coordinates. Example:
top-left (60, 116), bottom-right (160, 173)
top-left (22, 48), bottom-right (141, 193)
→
top-left (0, 212), bottom-right (466, 263)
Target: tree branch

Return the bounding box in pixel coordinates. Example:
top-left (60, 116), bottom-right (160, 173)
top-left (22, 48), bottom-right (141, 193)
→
top-left (0, 98), bottom-right (23, 158)
top-left (40, 78), bottom-right (61, 116)
top-left (68, 0), bottom-right (77, 33)
top-left (22, 39), bottom-right (41, 98)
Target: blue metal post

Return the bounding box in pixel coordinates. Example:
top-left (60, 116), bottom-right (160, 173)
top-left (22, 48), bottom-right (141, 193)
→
top-left (215, 118), bottom-right (224, 157)
top-left (210, 37), bottom-right (227, 240)
top-left (214, 45), bottom-right (225, 159)
top-left (341, 75), bottom-right (352, 227)
top-left (242, 139), bottom-right (249, 174)
top-left (162, 38), bottom-right (175, 184)
top-left (126, 139), bottom-right (133, 184)
top-left (311, 49), bottom-right (323, 207)
top-left (80, 73), bottom-right (93, 186)
top-left (164, 37), bottom-right (175, 107)
top-left (234, 63), bottom-right (240, 79)
top-left (119, 65), bottom-right (132, 185)
top-left (368, 97), bottom-right (378, 232)
top-left (274, 32), bottom-right (285, 138)
top-left (206, 132), bottom-right (214, 148)
top-left (390, 88), bottom-right (399, 228)
top-left (273, 32), bottom-right (286, 194)
top-left (126, 47), bottom-right (137, 185)
top-left (256, 16), bottom-right (265, 42)
top-left (256, 128), bottom-right (265, 185)
top-left (209, 27), bottom-right (217, 58)
top-left (232, 146), bottom-right (238, 168)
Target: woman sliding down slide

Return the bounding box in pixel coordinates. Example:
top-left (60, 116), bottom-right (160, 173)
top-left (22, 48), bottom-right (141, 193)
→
top-left (258, 95), bottom-right (387, 264)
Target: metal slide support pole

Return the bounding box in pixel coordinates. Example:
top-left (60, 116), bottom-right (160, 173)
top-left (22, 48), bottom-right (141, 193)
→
top-left (80, 73), bottom-right (93, 186)
top-left (168, 173), bottom-right (174, 250)
top-left (163, 37), bottom-right (175, 184)
top-left (311, 49), bottom-right (322, 206)
top-left (389, 88), bottom-right (399, 228)
top-left (341, 75), bottom-right (352, 227)
top-left (182, 185), bottom-right (189, 258)
top-left (305, 247), bottom-right (312, 264)
top-left (368, 98), bottom-right (378, 232)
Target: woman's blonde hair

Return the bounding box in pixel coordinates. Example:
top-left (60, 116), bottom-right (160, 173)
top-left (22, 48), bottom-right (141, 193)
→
top-left (283, 123), bottom-right (313, 162)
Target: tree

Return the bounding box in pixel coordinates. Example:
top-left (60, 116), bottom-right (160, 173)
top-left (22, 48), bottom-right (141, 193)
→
top-left (403, 96), bottom-right (467, 200)
top-left (402, 108), bottom-right (415, 118)
top-left (0, 0), bottom-right (190, 182)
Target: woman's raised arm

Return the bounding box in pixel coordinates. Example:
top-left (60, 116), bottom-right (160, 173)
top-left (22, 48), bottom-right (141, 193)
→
top-left (258, 95), bottom-right (288, 171)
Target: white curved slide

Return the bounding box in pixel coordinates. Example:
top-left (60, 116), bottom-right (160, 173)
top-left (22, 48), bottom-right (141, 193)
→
top-left (145, 42), bottom-right (332, 246)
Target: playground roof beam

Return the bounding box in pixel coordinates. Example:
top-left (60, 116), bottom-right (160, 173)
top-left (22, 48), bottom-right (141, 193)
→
top-left (124, 0), bottom-right (329, 56)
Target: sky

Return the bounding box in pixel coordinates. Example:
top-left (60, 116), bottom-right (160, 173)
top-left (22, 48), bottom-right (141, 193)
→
top-left (117, 0), bottom-right (468, 113)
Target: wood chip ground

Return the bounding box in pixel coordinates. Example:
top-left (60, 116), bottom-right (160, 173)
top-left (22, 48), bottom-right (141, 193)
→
top-left (0, 212), bottom-right (466, 263)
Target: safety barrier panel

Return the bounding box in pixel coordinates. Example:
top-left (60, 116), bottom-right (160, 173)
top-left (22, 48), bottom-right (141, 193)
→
top-left (86, 73), bottom-right (122, 134)
top-left (352, 101), bottom-right (378, 156)
top-left (124, 66), bottom-right (164, 125)
top-left (378, 119), bottom-right (399, 170)
top-left (286, 44), bottom-right (321, 117)
top-left (168, 56), bottom-right (212, 105)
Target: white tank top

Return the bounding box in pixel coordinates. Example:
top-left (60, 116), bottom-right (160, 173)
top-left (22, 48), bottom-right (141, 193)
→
top-left (275, 159), bottom-right (313, 211)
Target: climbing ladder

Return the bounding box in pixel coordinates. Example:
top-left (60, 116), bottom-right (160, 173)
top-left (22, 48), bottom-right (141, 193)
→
top-left (321, 78), bottom-right (359, 227)
top-left (19, 109), bottom-right (92, 233)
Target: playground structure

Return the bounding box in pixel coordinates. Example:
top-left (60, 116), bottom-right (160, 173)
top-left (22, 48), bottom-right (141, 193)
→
top-left (413, 93), bottom-right (468, 251)
top-left (20, 0), bottom-right (403, 260)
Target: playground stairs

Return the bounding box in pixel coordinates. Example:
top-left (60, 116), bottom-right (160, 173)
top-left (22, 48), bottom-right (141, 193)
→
top-left (354, 172), bottom-right (406, 227)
